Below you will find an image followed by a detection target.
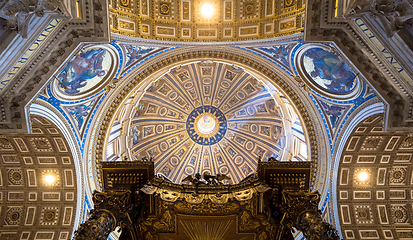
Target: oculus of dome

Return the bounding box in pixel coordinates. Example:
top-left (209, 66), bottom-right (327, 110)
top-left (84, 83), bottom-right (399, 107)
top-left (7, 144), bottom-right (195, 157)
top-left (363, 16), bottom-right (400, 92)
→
top-left (196, 114), bottom-right (217, 135)
top-left (186, 106), bottom-right (227, 146)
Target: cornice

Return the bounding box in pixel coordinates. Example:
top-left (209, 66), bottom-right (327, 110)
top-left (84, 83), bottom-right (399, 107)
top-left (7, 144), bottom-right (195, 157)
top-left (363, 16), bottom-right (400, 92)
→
top-left (0, 0), bottom-right (111, 133)
top-left (111, 32), bottom-right (305, 47)
top-left (304, 0), bottom-right (413, 130)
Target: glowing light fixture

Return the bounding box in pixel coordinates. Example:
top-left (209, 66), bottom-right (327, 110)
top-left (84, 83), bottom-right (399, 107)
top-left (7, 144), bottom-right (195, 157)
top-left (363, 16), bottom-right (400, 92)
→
top-left (357, 171), bottom-right (369, 182)
top-left (197, 115), bottom-right (216, 135)
top-left (201, 2), bottom-right (215, 18)
top-left (43, 174), bottom-right (56, 185)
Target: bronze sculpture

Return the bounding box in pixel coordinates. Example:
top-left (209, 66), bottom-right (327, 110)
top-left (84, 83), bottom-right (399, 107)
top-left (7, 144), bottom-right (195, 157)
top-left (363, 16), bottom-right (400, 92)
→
top-left (73, 158), bottom-right (340, 240)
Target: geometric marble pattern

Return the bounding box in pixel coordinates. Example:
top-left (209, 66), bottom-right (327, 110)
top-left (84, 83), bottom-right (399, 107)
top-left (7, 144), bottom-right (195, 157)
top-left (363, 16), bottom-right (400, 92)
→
top-left (337, 114), bottom-right (413, 239)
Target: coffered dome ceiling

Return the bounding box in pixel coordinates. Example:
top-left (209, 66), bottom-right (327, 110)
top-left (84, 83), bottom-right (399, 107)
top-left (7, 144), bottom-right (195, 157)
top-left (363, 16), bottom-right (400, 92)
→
top-left (109, 0), bottom-right (305, 42)
top-left (107, 60), bottom-right (307, 184)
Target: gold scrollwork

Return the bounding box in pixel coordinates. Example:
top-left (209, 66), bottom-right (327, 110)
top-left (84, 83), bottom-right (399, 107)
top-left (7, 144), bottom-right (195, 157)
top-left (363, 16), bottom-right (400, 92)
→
top-left (153, 210), bottom-right (175, 232)
top-left (182, 2), bottom-right (190, 20)
top-left (119, 21), bottom-right (134, 30)
top-left (174, 200), bottom-right (239, 215)
top-left (245, 4), bottom-right (254, 15)
top-left (120, 0), bottom-right (130, 8)
top-left (239, 211), bottom-right (260, 232)
top-left (198, 29), bottom-right (216, 37)
top-left (284, 0), bottom-right (294, 7)
top-left (280, 20), bottom-right (294, 30)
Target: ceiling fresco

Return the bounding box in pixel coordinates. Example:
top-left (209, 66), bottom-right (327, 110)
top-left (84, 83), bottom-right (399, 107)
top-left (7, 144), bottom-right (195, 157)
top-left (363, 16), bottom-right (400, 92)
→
top-left (3, 0), bottom-right (413, 238)
top-left (108, 61), bottom-right (307, 184)
top-left (302, 47), bottom-right (357, 95)
top-left (109, 0), bottom-right (305, 42)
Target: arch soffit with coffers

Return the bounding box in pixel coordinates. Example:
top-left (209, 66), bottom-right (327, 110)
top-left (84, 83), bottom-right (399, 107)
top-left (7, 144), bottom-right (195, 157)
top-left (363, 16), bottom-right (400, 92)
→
top-left (329, 98), bottom-right (386, 237)
top-left (29, 100), bottom-right (87, 236)
top-left (86, 46), bottom-right (332, 199)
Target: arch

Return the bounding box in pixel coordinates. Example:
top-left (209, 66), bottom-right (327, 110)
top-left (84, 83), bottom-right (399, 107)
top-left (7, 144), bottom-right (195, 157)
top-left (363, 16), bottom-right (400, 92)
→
top-left (112, 60), bottom-right (306, 183)
top-left (85, 46), bottom-right (331, 203)
top-left (330, 100), bottom-right (385, 237)
top-left (30, 101), bottom-right (86, 237)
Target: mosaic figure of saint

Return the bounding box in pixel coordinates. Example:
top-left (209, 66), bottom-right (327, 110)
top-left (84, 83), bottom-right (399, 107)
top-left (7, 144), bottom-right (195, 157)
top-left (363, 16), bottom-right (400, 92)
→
top-left (189, 156), bottom-right (196, 166)
top-left (259, 44), bottom-right (295, 67)
top-left (124, 46), bottom-right (157, 68)
top-left (217, 156), bottom-right (224, 165)
top-left (266, 99), bottom-right (281, 117)
top-left (241, 164), bottom-right (252, 176)
top-left (58, 48), bottom-right (106, 94)
top-left (134, 103), bottom-right (145, 118)
top-left (143, 126), bottom-right (153, 137)
top-left (69, 101), bottom-right (94, 130)
top-left (131, 126), bottom-right (141, 145)
top-left (225, 70), bottom-right (236, 80)
top-left (304, 48), bottom-right (356, 94)
top-left (161, 165), bottom-right (171, 177)
top-left (322, 103), bottom-right (346, 128)
top-left (147, 147), bottom-right (157, 157)
top-left (273, 126), bottom-right (284, 147)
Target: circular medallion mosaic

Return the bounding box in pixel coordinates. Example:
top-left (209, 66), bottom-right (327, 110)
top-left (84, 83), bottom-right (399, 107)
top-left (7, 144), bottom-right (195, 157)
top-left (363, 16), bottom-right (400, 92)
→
top-left (186, 106), bottom-right (227, 146)
top-left (303, 47), bottom-right (356, 94)
top-left (297, 45), bottom-right (361, 99)
top-left (52, 45), bottom-right (117, 100)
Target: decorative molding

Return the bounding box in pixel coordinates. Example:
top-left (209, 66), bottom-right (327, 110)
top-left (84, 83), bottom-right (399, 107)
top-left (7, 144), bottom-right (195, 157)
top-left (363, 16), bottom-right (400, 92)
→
top-left (0, 0), bottom-right (110, 133)
top-left (336, 113), bottom-right (413, 239)
top-left (30, 101), bottom-right (84, 237)
top-left (305, 0), bottom-right (413, 130)
top-left (0, 0), bottom-right (71, 38)
top-left (109, 0), bottom-right (305, 42)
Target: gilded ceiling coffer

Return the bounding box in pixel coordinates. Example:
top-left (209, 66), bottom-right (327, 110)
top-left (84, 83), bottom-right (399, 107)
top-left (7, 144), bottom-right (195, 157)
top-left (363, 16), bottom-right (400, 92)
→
top-left (73, 159), bottom-right (339, 240)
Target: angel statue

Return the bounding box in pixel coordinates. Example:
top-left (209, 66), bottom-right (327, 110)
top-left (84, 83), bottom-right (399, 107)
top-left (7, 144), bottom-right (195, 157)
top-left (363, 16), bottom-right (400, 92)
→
top-left (182, 173), bottom-right (231, 185)
top-left (182, 173), bottom-right (205, 185)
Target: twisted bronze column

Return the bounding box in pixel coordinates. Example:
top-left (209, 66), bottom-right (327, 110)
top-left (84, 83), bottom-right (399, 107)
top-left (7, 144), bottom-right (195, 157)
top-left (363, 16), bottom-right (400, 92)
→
top-left (73, 190), bottom-right (132, 240)
top-left (73, 209), bottom-right (116, 240)
top-left (281, 191), bottom-right (340, 240)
